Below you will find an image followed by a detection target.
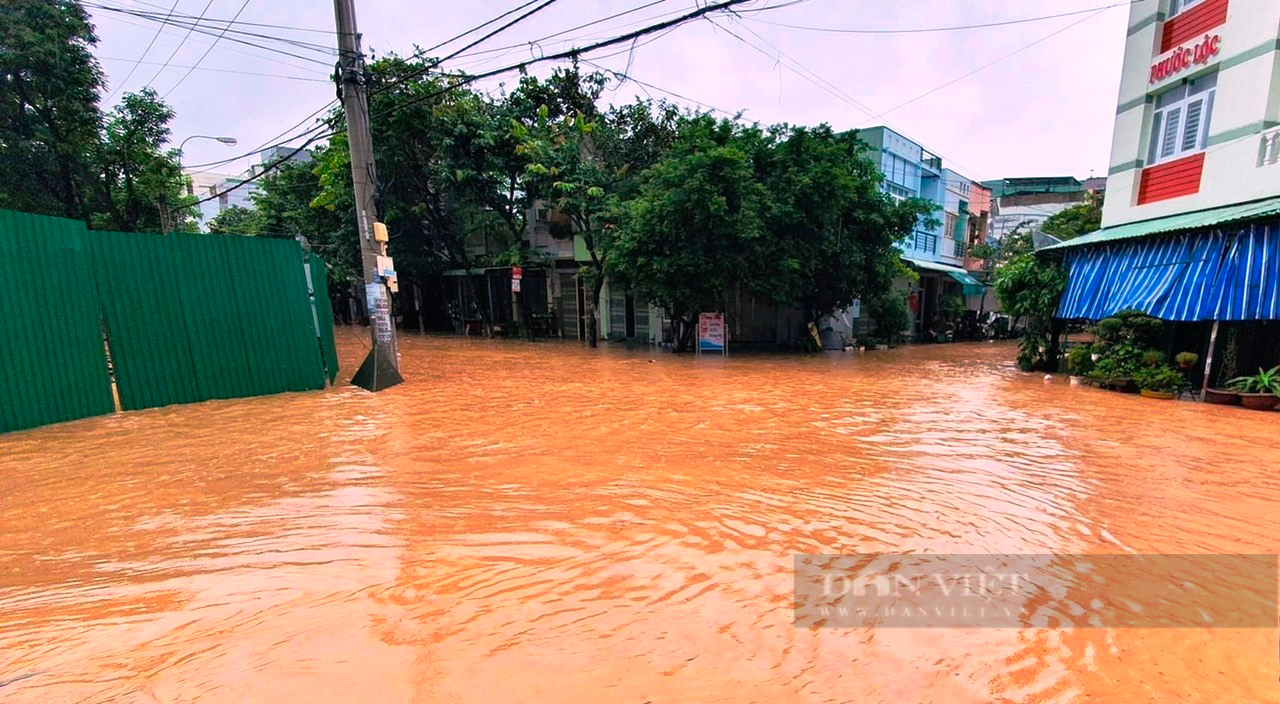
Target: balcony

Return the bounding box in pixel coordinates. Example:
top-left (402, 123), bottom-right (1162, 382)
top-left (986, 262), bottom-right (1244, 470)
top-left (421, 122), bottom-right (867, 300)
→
top-left (912, 231), bottom-right (938, 255)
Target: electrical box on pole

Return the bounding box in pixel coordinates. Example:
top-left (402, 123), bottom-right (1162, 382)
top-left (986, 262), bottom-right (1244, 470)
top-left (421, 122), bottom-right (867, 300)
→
top-left (333, 0), bottom-right (403, 391)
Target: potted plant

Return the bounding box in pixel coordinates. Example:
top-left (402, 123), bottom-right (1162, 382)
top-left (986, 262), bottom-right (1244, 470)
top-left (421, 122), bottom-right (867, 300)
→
top-left (1067, 345), bottom-right (1094, 386)
top-left (1142, 350), bottom-right (1165, 368)
top-left (1135, 366), bottom-right (1188, 400)
top-left (1205, 330), bottom-right (1241, 405)
top-left (1226, 366), bottom-right (1280, 411)
top-left (1204, 387), bottom-right (1241, 405)
top-left (1175, 351), bottom-right (1199, 370)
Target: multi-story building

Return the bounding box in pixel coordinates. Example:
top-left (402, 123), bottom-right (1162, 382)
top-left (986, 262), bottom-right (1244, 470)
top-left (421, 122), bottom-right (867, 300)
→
top-left (183, 169), bottom-right (247, 227)
top-left (983, 176), bottom-right (1103, 242)
top-left (182, 146), bottom-right (311, 231)
top-left (858, 127), bottom-right (986, 334)
top-left (1049, 0), bottom-right (1280, 384)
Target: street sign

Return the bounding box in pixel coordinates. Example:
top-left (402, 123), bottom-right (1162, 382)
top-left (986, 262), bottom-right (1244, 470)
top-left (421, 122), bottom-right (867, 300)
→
top-left (512, 266), bottom-right (523, 280)
top-left (511, 278), bottom-right (522, 293)
top-left (697, 312), bottom-right (726, 355)
top-left (365, 283), bottom-right (394, 348)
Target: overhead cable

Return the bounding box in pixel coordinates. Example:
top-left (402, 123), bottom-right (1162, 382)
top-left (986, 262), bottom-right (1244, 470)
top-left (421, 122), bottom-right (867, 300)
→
top-left (164, 0), bottom-right (255, 98)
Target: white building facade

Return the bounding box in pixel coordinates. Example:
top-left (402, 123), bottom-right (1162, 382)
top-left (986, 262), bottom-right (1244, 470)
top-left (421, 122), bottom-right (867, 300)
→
top-left (1104, 0), bottom-right (1280, 225)
top-left (1050, 0), bottom-right (1280, 386)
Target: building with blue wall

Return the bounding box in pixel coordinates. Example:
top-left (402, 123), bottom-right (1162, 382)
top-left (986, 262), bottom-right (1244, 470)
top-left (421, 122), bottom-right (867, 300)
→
top-left (858, 127), bottom-right (986, 335)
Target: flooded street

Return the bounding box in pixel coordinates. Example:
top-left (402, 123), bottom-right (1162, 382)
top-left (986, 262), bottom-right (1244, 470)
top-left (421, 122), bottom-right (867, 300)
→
top-left (2, 331), bottom-right (1278, 703)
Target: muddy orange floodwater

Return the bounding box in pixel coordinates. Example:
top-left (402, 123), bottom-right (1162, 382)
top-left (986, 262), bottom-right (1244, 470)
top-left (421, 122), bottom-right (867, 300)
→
top-left (1, 332), bottom-right (1278, 703)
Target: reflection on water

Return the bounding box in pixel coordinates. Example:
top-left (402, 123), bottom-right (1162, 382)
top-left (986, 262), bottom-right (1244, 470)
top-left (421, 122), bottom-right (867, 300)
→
top-left (1, 331), bottom-right (1277, 702)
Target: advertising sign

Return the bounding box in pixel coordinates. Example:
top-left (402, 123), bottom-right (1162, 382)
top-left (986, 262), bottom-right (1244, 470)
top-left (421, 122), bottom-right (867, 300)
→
top-left (1150, 34), bottom-right (1221, 85)
top-left (697, 312), bottom-right (726, 355)
top-left (365, 283), bottom-right (394, 348)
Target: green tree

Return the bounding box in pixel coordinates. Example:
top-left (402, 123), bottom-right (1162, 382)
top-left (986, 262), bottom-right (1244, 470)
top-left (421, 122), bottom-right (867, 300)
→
top-left (610, 115), bottom-right (768, 351)
top-left (511, 67), bottom-right (628, 345)
top-left (993, 253), bottom-right (1068, 371)
top-left (207, 205), bottom-right (263, 235)
top-left (1041, 191), bottom-right (1103, 241)
top-left (0, 0), bottom-right (102, 220)
top-left (252, 149), bottom-right (356, 277)
top-left (754, 124), bottom-right (933, 328)
top-left (312, 56), bottom-right (551, 319)
top-left (91, 89), bottom-right (196, 233)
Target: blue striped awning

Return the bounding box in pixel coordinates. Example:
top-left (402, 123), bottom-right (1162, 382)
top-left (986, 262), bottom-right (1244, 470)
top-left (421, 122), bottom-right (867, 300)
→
top-left (1210, 225), bottom-right (1280, 320)
top-left (1057, 222), bottom-right (1280, 321)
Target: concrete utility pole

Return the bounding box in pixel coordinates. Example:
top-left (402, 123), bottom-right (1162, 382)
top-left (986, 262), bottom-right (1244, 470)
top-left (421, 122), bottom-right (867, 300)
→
top-left (333, 0), bottom-right (403, 391)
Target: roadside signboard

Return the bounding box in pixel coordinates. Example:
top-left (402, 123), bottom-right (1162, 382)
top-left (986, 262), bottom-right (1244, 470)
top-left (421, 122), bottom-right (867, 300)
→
top-left (697, 312), bottom-right (726, 355)
top-left (365, 283), bottom-right (394, 348)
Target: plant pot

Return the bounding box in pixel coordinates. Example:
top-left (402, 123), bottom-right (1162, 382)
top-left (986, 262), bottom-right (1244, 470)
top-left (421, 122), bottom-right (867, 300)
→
top-left (1239, 393), bottom-right (1279, 411)
top-left (1069, 376), bottom-right (1085, 387)
top-left (1108, 377), bottom-right (1138, 393)
top-left (1140, 389), bottom-right (1176, 400)
top-left (1203, 388), bottom-right (1240, 405)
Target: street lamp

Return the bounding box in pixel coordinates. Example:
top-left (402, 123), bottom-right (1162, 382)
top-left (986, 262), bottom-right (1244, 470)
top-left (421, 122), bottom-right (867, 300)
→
top-left (179, 134), bottom-right (239, 154)
top-left (168, 135), bottom-right (238, 231)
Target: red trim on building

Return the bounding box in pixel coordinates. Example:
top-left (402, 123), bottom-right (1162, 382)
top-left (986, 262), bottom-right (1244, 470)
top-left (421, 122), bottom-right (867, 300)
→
top-left (1137, 153), bottom-right (1206, 204)
top-left (1162, 0), bottom-right (1229, 53)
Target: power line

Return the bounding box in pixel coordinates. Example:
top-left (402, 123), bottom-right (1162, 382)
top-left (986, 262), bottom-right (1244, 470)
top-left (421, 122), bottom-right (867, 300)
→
top-left (88, 6), bottom-right (331, 78)
top-left (749, 1), bottom-right (1137, 34)
top-left (164, 0), bottom-right (255, 98)
top-left (446, 0), bottom-right (667, 64)
top-left (123, 0), bottom-right (335, 33)
top-left (884, 7), bottom-right (1115, 115)
top-left (189, 0), bottom-right (778, 209)
top-left (416, 0), bottom-right (548, 56)
top-left (85, 2), bottom-right (335, 67)
top-left (709, 16), bottom-right (880, 121)
top-left (580, 59), bottom-right (734, 116)
top-left (181, 99), bottom-right (339, 171)
top-left (372, 0), bottom-right (760, 120)
top-left (99, 55), bottom-right (330, 82)
top-left (141, 0), bottom-right (216, 88)
top-left (113, 0), bottom-right (335, 34)
top-left (373, 0), bottom-right (566, 97)
top-left (88, 2), bottom-right (336, 53)
top-left (103, 0), bottom-right (181, 100)
top-left (713, 14), bottom-right (982, 175)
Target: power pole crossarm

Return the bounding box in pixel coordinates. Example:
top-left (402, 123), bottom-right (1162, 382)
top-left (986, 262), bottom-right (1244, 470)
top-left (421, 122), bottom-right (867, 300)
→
top-left (333, 0), bottom-right (403, 391)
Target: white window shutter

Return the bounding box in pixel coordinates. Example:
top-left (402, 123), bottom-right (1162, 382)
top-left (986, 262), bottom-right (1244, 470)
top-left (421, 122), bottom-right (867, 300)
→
top-left (1160, 106), bottom-right (1182, 160)
top-left (1181, 99), bottom-right (1203, 153)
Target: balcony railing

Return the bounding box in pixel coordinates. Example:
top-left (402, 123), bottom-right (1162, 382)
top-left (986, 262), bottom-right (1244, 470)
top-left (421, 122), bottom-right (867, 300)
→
top-left (913, 232), bottom-right (938, 254)
top-left (952, 239), bottom-right (967, 259)
top-left (1260, 128), bottom-right (1280, 167)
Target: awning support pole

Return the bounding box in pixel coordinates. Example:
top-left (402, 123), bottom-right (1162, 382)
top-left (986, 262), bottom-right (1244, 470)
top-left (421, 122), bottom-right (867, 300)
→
top-left (1202, 320), bottom-right (1221, 397)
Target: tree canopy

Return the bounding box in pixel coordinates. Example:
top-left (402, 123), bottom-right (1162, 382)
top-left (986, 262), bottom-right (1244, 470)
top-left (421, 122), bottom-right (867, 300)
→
top-left (0, 0), bottom-right (195, 231)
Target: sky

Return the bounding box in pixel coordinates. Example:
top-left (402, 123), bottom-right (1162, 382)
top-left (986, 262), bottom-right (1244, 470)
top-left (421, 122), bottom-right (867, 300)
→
top-left (84, 0), bottom-right (1132, 184)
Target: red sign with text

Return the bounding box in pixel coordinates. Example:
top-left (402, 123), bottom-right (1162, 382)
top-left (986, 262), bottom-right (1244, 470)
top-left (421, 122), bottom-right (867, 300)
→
top-left (1150, 34), bottom-right (1220, 84)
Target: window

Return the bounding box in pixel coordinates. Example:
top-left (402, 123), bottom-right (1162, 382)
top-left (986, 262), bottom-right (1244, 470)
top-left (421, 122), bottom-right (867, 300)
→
top-left (1168, 0), bottom-right (1204, 17)
top-left (1148, 72), bottom-right (1216, 165)
top-left (884, 182), bottom-right (912, 200)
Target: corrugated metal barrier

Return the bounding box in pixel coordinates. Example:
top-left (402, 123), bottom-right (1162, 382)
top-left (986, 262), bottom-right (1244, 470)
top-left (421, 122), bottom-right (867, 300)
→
top-left (0, 209), bottom-right (338, 434)
top-left (0, 211), bottom-right (116, 433)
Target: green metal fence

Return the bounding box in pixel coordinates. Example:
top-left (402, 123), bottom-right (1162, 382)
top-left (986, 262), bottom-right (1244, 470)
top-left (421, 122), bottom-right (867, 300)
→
top-left (306, 251), bottom-right (340, 384)
top-left (0, 211), bottom-right (116, 433)
top-left (0, 209), bottom-right (338, 433)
